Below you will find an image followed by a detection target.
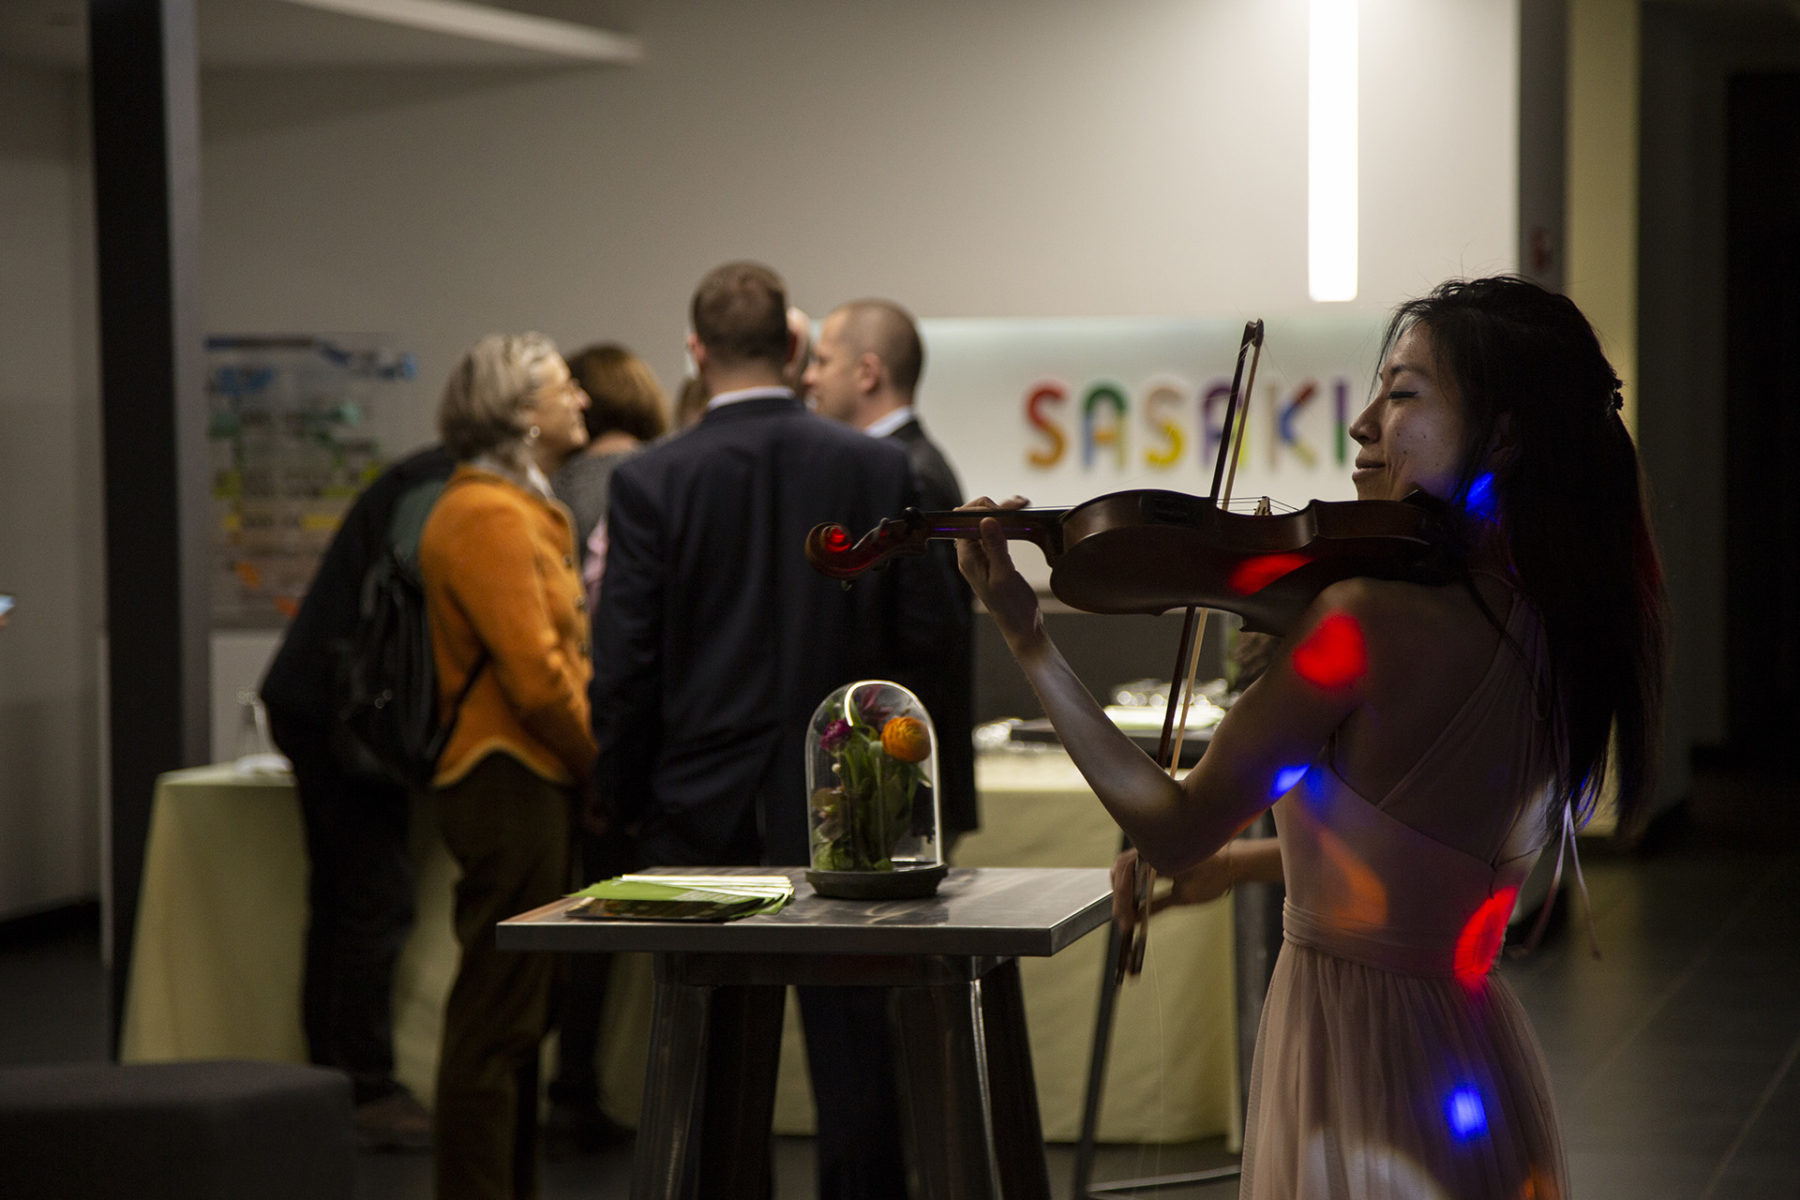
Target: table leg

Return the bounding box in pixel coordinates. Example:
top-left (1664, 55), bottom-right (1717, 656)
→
top-left (978, 959), bottom-right (1052, 1200)
top-left (695, 983), bottom-right (784, 1200)
top-left (632, 966), bottom-right (785, 1200)
top-left (632, 976), bottom-right (709, 1200)
top-left (890, 978), bottom-right (1003, 1200)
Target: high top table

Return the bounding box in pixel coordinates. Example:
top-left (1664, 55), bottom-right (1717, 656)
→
top-left (498, 865), bottom-right (1112, 1200)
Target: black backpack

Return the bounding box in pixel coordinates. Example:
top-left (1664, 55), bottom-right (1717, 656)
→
top-left (334, 480), bottom-right (486, 791)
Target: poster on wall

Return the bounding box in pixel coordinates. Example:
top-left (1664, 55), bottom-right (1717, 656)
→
top-left (914, 315), bottom-right (1393, 588)
top-left (206, 336), bottom-right (416, 628)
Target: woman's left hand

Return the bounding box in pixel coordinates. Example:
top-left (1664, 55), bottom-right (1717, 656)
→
top-left (954, 495), bottom-right (1042, 648)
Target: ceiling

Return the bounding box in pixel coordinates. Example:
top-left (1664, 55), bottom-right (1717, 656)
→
top-left (8, 1), bottom-right (1795, 74)
top-left (0, 0), bottom-right (640, 70)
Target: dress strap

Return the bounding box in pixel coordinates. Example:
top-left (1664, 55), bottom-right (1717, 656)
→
top-left (1511, 800), bottom-right (1602, 960)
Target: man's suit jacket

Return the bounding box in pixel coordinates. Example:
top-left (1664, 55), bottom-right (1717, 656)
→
top-left (592, 393), bottom-right (953, 866)
top-left (884, 416), bottom-right (979, 839)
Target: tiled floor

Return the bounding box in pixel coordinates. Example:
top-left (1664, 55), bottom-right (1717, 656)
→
top-left (3, 766), bottom-right (1796, 1198)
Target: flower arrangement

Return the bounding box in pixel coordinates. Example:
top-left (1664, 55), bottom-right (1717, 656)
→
top-left (808, 682), bottom-right (937, 872)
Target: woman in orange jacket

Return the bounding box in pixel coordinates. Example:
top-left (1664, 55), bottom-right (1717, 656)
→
top-left (419, 332), bottom-right (598, 1200)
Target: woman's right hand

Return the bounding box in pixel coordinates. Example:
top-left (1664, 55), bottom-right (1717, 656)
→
top-left (954, 495), bottom-right (1043, 647)
top-left (1110, 845), bottom-right (1237, 932)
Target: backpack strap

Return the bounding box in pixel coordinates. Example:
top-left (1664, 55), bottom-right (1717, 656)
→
top-left (424, 647), bottom-right (488, 770)
top-left (448, 648), bottom-right (489, 713)
top-left (387, 478), bottom-right (449, 564)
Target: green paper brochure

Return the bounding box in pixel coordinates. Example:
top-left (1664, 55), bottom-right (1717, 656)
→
top-left (565, 873), bottom-right (793, 922)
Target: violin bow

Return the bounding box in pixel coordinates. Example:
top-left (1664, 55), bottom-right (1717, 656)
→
top-left (1118, 318), bottom-right (1265, 981)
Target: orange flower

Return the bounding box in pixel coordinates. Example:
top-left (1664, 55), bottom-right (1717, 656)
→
top-left (880, 716), bottom-right (930, 763)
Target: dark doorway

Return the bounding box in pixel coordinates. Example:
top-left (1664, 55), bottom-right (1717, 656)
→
top-left (1723, 72), bottom-right (1800, 766)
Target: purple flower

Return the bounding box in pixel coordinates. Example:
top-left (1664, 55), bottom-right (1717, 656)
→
top-left (820, 719), bottom-right (852, 754)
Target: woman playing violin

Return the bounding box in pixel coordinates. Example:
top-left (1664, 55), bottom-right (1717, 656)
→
top-left (957, 277), bottom-right (1666, 1199)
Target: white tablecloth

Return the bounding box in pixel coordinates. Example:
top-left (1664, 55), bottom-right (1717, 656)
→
top-left (121, 754), bottom-right (1239, 1143)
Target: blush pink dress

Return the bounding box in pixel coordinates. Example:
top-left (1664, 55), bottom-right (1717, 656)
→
top-left (1243, 588), bottom-right (1571, 1199)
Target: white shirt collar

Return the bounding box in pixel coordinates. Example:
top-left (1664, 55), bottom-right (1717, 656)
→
top-left (706, 385), bottom-right (793, 411)
top-left (468, 451), bottom-right (555, 500)
top-left (864, 405), bottom-right (915, 439)
top-left (523, 461), bottom-right (555, 498)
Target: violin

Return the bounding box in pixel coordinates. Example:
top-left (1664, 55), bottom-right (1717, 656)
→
top-left (805, 487), bottom-right (1452, 636)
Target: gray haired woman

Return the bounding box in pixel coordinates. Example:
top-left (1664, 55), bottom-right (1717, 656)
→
top-left (419, 333), bottom-right (597, 1200)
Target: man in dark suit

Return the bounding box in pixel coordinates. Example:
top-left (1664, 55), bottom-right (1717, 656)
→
top-left (591, 262), bottom-right (948, 1199)
top-left (806, 299), bottom-right (978, 848)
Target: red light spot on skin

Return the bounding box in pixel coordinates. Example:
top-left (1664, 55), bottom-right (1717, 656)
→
top-left (1454, 887), bottom-right (1518, 986)
top-left (1290, 612), bottom-right (1367, 689)
top-left (1229, 552), bottom-right (1311, 595)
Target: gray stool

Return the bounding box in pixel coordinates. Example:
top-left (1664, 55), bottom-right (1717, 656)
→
top-left (0, 1060), bottom-right (355, 1200)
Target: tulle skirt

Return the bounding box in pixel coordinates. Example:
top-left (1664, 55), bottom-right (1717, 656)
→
top-left (1241, 940), bottom-right (1569, 1200)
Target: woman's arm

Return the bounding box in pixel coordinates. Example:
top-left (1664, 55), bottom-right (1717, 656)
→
top-left (959, 499), bottom-right (1374, 875)
top-left (957, 500), bottom-right (1195, 855)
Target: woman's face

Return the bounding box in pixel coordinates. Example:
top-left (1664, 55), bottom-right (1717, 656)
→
top-left (1347, 323), bottom-right (1469, 503)
top-left (524, 359), bottom-right (589, 460)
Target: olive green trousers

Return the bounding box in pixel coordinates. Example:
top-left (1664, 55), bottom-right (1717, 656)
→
top-left (433, 754), bottom-right (572, 1200)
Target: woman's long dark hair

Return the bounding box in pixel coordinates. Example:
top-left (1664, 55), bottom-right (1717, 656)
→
top-left (1380, 276), bottom-right (1669, 837)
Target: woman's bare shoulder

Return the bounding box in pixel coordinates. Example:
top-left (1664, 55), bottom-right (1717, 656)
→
top-left (1309, 575), bottom-right (1499, 663)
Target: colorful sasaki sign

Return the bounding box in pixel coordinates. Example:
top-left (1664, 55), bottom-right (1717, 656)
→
top-left (917, 315), bottom-right (1393, 520)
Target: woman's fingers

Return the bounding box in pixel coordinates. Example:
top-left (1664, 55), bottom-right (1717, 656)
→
top-left (955, 497), bottom-right (1019, 590)
top-left (958, 496), bottom-right (1029, 575)
top-left (956, 492), bottom-right (1045, 646)
top-left (1111, 849), bottom-right (1142, 931)
top-left (956, 494), bottom-right (1028, 511)
top-left (978, 515), bottom-right (1016, 572)
top-left (1148, 891), bottom-right (1183, 916)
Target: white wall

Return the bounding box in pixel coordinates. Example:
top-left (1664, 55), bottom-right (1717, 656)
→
top-left (197, 0), bottom-right (1520, 440)
top-left (0, 61), bottom-right (104, 918)
top-left (1, 0), bottom-right (1525, 916)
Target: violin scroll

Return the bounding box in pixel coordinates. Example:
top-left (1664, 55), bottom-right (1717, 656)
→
top-left (806, 507), bottom-right (1067, 581)
top-left (805, 509), bottom-right (932, 579)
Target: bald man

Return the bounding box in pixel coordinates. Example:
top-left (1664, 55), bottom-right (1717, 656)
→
top-left (806, 299), bottom-right (978, 844)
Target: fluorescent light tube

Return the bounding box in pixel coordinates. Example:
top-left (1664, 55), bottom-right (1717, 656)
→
top-left (1309, 0), bottom-right (1358, 302)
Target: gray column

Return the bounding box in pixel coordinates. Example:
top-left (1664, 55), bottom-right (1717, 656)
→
top-left (88, 0), bottom-right (211, 1048)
